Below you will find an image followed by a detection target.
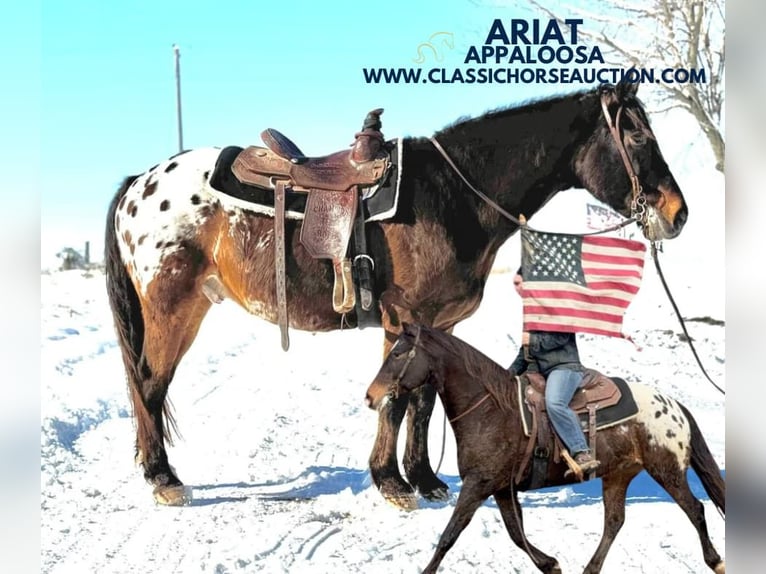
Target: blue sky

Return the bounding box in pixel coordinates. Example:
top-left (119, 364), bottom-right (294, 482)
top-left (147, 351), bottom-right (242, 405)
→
top-left (33, 0), bottom-right (583, 262)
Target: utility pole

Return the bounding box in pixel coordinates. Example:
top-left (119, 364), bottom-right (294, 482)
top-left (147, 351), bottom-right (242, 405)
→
top-left (173, 44), bottom-right (184, 153)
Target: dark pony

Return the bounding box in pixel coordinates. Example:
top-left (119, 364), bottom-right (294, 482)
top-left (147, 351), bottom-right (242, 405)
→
top-left (105, 80), bottom-right (688, 505)
top-left (365, 324), bottom-right (725, 574)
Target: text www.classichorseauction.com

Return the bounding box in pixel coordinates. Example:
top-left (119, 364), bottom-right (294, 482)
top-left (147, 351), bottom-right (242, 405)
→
top-left (363, 18), bottom-right (707, 85)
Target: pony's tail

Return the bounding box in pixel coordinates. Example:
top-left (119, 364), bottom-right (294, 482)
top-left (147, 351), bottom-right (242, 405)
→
top-left (104, 177), bottom-right (166, 459)
top-left (680, 403), bottom-right (725, 516)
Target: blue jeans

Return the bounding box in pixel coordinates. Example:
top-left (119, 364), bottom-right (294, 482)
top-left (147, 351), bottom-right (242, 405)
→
top-left (545, 368), bottom-right (589, 454)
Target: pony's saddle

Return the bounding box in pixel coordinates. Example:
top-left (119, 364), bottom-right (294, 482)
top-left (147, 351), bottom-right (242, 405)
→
top-left (229, 109), bottom-right (393, 351)
top-left (515, 369), bottom-right (638, 486)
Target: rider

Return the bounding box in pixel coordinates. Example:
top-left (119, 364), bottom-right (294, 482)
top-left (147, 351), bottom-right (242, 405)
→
top-left (507, 267), bottom-right (600, 475)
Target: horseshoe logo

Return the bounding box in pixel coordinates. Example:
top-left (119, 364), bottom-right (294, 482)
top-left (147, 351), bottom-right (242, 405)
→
top-left (413, 31), bottom-right (455, 64)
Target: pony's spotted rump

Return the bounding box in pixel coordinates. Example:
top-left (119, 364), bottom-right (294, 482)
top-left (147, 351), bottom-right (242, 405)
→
top-left (633, 383), bottom-right (691, 469)
top-left (105, 81), bottom-right (689, 507)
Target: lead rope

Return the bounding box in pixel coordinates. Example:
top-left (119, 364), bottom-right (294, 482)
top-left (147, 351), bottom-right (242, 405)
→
top-left (434, 410), bottom-right (447, 476)
top-left (651, 242), bottom-right (725, 396)
top-left (433, 393), bottom-right (491, 476)
top-left (428, 125), bottom-right (634, 479)
top-left (428, 137), bottom-right (637, 236)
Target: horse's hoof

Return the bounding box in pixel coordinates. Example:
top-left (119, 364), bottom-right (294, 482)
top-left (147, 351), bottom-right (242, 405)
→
top-left (153, 484), bottom-right (193, 506)
top-left (714, 560), bottom-right (725, 574)
top-left (420, 485), bottom-right (450, 502)
top-left (382, 491), bottom-right (419, 511)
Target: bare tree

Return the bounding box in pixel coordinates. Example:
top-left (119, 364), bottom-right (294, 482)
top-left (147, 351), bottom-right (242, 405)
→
top-left (531, 0), bottom-right (725, 172)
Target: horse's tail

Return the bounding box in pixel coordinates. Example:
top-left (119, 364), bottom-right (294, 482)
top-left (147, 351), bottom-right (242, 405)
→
top-left (105, 177), bottom-right (170, 457)
top-left (680, 403), bottom-right (725, 516)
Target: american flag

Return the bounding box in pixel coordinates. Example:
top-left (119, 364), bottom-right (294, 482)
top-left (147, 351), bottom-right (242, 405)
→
top-left (520, 228), bottom-right (646, 338)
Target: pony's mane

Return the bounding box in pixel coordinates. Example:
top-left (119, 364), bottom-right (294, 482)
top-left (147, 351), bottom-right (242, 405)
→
top-left (417, 326), bottom-right (517, 413)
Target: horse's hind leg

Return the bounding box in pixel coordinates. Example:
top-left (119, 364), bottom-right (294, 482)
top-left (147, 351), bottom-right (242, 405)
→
top-left (494, 486), bottom-right (561, 573)
top-left (648, 467), bottom-right (724, 572)
top-left (136, 289), bottom-right (211, 505)
top-left (583, 471), bottom-right (638, 574)
top-left (369, 393), bottom-right (417, 510)
top-left (403, 384), bottom-right (449, 501)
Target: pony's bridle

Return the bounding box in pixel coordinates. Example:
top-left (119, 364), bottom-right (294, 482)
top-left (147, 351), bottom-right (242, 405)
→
top-left (384, 326), bottom-right (492, 424)
top-left (387, 325), bottom-right (422, 399)
top-left (599, 93), bottom-right (648, 225)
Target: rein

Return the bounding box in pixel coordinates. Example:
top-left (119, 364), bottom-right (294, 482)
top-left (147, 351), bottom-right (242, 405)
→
top-left (387, 324), bottom-right (493, 475)
top-left (433, 391), bottom-right (492, 476)
top-left (650, 243), bottom-right (726, 396)
top-left (428, 90), bottom-right (649, 236)
top-left (389, 325), bottom-right (494, 418)
top-left (447, 393), bottom-right (491, 423)
top-left (434, 391), bottom-right (493, 476)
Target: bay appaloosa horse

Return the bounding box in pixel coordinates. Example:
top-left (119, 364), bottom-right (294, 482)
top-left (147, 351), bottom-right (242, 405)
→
top-left (365, 324), bottom-right (725, 574)
top-left (105, 79), bottom-right (688, 506)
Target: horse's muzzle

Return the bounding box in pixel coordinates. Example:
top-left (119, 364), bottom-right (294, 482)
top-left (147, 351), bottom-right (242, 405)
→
top-left (645, 180), bottom-right (687, 240)
top-left (365, 381), bottom-right (396, 410)
top-left (365, 389), bottom-right (384, 410)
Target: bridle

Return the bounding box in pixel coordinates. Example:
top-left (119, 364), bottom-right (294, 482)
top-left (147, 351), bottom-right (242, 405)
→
top-left (600, 95), bottom-right (723, 396)
top-left (384, 325), bottom-right (493, 424)
top-left (599, 92), bottom-right (648, 226)
top-left (387, 325), bottom-right (422, 399)
top-left (428, 88), bottom-right (651, 234)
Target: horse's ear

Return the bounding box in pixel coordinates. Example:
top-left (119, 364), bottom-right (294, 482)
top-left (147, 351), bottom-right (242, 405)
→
top-left (598, 83), bottom-right (619, 109)
top-left (616, 75), bottom-right (639, 101)
top-left (598, 83), bottom-right (615, 97)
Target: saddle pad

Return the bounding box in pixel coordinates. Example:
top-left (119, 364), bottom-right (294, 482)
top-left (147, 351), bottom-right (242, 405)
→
top-left (516, 375), bottom-right (638, 438)
top-left (208, 138), bottom-right (402, 222)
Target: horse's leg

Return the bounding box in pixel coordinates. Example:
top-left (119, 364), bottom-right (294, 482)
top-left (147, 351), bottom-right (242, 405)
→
top-left (368, 311), bottom-right (419, 510)
top-left (136, 288), bottom-right (212, 505)
top-left (582, 471), bottom-right (638, 574)
top-left (421, 477), bottom-right (488, 574)
top-left (648, 468), bottom-right (724, 573)
top-left (403, 321), bottom-right (451, 502)
top-left (494, 486), bottom-right (561, 574)
top-left (368, 392), bottom-right (416, 509)
top-left (403, 384), bottom-right (449, 501)
top-left (106, 186), bottom-right (214, 505)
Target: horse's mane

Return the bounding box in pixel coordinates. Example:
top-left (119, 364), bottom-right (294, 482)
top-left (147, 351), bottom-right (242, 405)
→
top-left (434, 89), bottom-right (592, 139)
top-left (418, 326), bottom-right (517, 414)
top-left (423, 88), bottom-right (595, 183)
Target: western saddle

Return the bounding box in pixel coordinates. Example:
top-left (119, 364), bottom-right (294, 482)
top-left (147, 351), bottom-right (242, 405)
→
top-left (517, 368), bottom-right (622, 485)
top-left (230, 109), bottom-right (392, 350)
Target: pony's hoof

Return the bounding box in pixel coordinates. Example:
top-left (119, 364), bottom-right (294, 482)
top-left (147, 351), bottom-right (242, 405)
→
top-left (153, 484), bottom-right (193, 506)
top-left (382, 491), bottom-right (419, 511)
top-left (420, 485), bottom-right (450, 502)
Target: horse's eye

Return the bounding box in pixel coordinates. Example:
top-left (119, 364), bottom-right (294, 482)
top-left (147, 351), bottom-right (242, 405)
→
top-left (628, 131), bottom-right (647, 147)
top-left (392, 347), bottom-right (411, 359)
top-left (389, 345), bottom-right (406, 359)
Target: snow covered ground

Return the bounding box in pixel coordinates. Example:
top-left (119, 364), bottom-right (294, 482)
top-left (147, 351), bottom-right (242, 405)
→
top-left (40, 156), bottom-right (725, 572)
